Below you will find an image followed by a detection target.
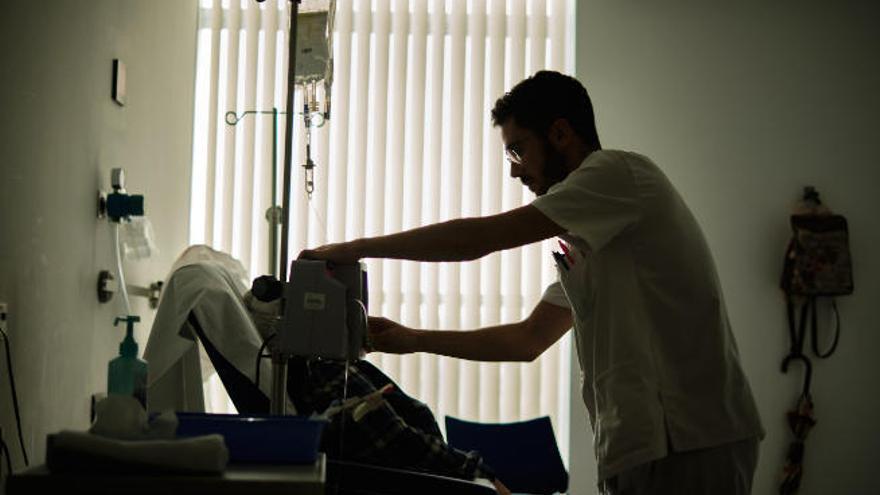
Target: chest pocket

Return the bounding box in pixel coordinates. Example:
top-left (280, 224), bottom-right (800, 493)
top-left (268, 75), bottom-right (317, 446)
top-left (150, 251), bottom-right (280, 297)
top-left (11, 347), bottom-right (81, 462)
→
top-left (555, 238), bottom-right (592, 321)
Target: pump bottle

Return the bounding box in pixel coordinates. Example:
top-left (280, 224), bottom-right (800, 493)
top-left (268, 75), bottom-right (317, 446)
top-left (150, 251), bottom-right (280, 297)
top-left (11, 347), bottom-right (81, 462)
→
top-left (108, 315), bottom-right (148, 409)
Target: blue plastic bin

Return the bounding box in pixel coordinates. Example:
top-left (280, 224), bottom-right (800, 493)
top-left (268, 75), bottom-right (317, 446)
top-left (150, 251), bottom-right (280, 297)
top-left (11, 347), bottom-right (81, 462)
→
top-left (176, 413), bottom-right (327, 464)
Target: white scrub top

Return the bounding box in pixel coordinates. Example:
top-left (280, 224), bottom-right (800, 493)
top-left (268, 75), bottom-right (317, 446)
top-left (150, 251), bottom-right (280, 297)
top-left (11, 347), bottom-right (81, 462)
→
top-left (532, 150), bottom-right (764, 481)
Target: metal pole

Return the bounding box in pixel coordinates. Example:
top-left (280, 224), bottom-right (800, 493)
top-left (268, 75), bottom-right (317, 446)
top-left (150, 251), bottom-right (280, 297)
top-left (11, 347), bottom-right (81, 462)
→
top-left (280, 0), bottom-right (299, 283)
top-left (268, 107), bottom-right (279, 277)
top-left (270, 0), bottom-right (301, 416)
top-left (270, 355), bottom-right (288, 415)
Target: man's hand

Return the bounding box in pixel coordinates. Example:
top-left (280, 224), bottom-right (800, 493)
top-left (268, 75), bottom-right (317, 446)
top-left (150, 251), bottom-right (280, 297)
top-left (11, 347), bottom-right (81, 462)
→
top-left (298, 240), bottom-right (362, 264)
top-left (368, 316), bottom-right (418, 354)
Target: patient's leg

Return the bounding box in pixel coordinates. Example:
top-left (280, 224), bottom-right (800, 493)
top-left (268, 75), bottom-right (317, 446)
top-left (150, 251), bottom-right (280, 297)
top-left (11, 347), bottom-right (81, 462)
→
top-left (352, 361), bottom-right (443, 438)
top-left (187, 312), bottom-right (270, 414)
top-left (287, 359), bottom-right (494, 481)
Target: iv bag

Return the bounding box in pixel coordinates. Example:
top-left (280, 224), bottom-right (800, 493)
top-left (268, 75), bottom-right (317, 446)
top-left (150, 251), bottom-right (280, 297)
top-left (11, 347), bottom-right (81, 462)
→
top-left (294, 0), bottom-right (335, 86)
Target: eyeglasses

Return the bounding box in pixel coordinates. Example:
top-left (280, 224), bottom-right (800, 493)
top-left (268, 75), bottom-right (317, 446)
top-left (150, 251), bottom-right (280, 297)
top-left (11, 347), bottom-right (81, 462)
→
top-left (505, 139), bottom-right (526, 165)
top-left (505, 147), bottom-right (524, 165)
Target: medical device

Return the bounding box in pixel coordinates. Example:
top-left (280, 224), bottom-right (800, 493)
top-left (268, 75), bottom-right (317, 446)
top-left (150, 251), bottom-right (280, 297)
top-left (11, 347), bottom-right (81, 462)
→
top-left (96, 168), bottom-right (162, 310)
top-left (293, 0), bottom-right (335, 198)
top-left (278, 260), bottom-right (368, 360)
top-left (279, 0), bottom-right (335, 284)
top-left (252, 259), bottom-right (369, 414)
top-left (100, 168), bottom-right (144, 223)
top-left (97, 167), bottom-right (144, 315)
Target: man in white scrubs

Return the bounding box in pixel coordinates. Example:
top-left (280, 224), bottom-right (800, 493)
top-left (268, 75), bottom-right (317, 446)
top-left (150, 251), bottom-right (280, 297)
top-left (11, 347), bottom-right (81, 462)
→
top-left (300, 71), bottom-right (764, 494)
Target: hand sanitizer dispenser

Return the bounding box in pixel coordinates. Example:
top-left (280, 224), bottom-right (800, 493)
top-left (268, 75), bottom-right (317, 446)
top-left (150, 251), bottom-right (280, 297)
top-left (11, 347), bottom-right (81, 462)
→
top-left (108, 315), bottom-right (148, 409)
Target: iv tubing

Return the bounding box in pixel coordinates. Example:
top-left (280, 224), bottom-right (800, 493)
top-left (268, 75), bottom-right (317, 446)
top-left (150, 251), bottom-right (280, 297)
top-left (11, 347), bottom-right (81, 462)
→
top-left (114, 223), bottom-right (132, 316)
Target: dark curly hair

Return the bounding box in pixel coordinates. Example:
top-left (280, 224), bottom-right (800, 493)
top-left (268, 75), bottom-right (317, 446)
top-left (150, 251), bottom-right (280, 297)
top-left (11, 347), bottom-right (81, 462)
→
top-left (491, 71), bottom-right (599, 148)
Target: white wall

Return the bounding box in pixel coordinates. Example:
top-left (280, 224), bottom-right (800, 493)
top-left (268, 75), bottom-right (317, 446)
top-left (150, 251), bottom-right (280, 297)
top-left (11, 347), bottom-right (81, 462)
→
top-left (569, 2), bottom-right (880, 494)
top-left (0, 0), bottom-right (197, 475)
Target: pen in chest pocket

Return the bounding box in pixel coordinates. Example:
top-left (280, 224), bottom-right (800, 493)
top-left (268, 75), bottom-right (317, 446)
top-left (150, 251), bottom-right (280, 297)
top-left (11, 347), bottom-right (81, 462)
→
top-left (552, 251), bottom-right (570, 271)
top-left (557, 240), bottom-right (575, 265)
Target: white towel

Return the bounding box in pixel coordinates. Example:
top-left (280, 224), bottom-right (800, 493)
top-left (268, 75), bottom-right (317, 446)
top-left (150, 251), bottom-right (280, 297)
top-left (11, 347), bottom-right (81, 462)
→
top-left (48, 430), bottom-right (229, 474)
top-left (46, 394), bottom-right (228, 474)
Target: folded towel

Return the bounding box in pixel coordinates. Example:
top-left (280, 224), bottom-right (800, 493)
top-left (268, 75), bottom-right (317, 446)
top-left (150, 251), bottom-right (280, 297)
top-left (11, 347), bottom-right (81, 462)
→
top-left (46, 430), bottom-right (229, 474)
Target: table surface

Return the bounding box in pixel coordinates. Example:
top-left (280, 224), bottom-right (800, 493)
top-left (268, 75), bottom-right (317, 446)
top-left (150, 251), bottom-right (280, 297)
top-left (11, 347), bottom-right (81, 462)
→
top-left (5, 454), bottom-right (326, 495)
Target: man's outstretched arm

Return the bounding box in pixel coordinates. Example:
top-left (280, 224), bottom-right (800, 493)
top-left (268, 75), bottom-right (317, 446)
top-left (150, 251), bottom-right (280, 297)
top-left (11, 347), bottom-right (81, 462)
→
top-left (300, 204), bottom-right (565, 263)
top-left (369, 300), bottom-right (573, 363)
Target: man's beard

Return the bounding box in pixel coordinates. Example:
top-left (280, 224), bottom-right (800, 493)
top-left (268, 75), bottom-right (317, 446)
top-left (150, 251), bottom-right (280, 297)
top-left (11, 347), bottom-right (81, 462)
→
top-left (537, 139), bottom-right (568, 195)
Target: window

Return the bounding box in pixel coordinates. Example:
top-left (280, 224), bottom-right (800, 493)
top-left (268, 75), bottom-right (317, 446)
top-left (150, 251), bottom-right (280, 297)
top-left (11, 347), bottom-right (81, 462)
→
top-left (189, 0), bottom-right (575, 463)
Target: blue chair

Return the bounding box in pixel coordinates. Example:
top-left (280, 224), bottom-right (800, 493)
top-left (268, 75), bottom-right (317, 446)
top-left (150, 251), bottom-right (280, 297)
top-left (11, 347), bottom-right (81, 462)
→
top-left (445, 415), bottom-right (569, 495)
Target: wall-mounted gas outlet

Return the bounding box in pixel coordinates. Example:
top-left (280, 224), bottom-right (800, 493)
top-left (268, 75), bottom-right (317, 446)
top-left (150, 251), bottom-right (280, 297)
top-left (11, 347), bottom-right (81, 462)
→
top-left (0, 301), bottom-right (8, 329)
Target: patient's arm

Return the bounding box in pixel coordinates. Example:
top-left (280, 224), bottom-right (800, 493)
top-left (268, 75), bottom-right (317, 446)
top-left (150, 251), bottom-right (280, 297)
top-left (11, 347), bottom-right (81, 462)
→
top-left (369, 300), bottom-right (572, 362)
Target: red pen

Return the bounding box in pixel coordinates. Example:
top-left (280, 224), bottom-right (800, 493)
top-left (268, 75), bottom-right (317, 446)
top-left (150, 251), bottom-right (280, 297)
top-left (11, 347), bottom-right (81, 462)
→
top-left (558, 240), bottom-right (574, 264)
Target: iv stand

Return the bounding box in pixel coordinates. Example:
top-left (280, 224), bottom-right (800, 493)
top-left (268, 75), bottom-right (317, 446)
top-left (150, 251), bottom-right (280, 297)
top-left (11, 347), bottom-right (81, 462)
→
top-left (224, 109), bottom-right (287, 278)
top-left (270, 0), bottom-right (301, 415)
top-left (246, 0), bottom-right (329, 416)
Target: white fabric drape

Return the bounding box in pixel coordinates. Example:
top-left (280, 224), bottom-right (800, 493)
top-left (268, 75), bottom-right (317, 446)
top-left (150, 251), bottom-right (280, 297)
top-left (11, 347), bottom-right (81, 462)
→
top-left (189, 0), bottom-right (575, 461)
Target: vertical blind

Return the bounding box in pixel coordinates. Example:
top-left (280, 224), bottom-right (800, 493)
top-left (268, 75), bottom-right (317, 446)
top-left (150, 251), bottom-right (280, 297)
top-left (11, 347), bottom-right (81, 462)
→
top-left (189, 0), bottom-right (575, 461)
